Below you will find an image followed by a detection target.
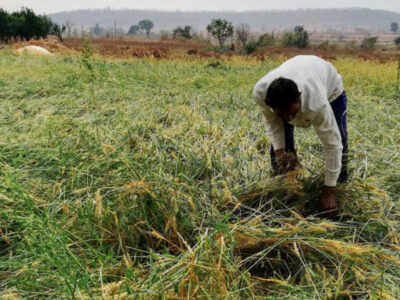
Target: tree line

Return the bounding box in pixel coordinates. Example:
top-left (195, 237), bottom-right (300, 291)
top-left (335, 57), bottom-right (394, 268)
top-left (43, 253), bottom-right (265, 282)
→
top-left (0, 8), bottom-right (64, 42)
top-left (50, 8), bottom-right (400, 32)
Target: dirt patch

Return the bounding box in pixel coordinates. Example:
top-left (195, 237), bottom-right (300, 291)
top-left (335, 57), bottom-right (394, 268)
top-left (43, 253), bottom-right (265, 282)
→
top-left (64, 38), bottom-right (207, 59)
top-left (12, 35), bottom-right (73, 54)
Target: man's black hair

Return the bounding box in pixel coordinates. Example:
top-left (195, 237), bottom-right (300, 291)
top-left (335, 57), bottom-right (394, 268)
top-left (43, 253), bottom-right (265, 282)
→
top-left (265, 77), bottom-right (301, 110)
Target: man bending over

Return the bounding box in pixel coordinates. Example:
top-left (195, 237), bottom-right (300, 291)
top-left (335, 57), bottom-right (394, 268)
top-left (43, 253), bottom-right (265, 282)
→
top-left (253, 55), bottom-right (348, 212)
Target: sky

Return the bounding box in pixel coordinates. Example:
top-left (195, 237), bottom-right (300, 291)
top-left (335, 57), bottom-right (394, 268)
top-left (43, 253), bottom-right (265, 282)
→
top-left (2, 0), bottom-right (400, 14)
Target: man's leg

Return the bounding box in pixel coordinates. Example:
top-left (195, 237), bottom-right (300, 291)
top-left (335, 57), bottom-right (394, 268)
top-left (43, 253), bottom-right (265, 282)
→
top-left (330, 92), bottom-right (349, 183)
top-left (270, 122), bottom-right (296, 175)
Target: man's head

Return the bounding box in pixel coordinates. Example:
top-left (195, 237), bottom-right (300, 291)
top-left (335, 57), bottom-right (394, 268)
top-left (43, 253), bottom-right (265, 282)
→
top-left (265, 77), bottom-right (301, 122)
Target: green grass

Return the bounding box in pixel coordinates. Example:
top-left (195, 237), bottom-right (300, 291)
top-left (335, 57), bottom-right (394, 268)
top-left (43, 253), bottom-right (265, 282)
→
top-left (0, 49), bottom-right (400, 299)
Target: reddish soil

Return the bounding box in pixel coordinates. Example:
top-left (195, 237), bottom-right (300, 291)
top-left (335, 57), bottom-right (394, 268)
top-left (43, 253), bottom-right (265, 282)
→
top-left (9, 36), bottom-right (400, 63)
top-left (63, 37), bottom-right (208, 59)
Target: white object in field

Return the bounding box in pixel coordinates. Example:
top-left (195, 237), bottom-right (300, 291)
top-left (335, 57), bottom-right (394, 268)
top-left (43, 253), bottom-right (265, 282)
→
top-left (16, 45), bottom-right (54, 56)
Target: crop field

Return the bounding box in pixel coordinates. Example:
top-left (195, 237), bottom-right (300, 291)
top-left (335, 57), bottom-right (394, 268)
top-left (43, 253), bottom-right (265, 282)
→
top-left (0, 47), bottom-right (400, 299)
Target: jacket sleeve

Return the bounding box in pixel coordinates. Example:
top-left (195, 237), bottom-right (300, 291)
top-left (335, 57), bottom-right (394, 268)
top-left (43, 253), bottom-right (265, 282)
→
top-left (313, 105), bottom-right (343, 187)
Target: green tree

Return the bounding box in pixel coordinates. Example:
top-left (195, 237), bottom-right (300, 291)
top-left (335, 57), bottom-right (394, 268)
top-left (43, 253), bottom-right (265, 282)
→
top-left (128, 24), bottom-right (140, 35)
top-left (282, 25), bottom-right (309, 48)
top-left (0, 9), bottom-right (11, 42)
top-left (0, 8), bottom-right (59, 42)
top-left (391, 22), bottom-right (399, 33)
top-left (138, 19), bottom-right (154, 37)
top-left (207, 19), bottom-right (234, 49)
top-left (173, 26), bottom-right (192, 39)
top-left (10, 10), bottom-right (26, 40)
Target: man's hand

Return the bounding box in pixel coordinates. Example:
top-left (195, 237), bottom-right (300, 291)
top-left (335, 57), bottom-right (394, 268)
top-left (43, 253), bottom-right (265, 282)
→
top-left (275, 150), bottom-right (299, 174)
top-left (320, 186), bottom-right (337, 211)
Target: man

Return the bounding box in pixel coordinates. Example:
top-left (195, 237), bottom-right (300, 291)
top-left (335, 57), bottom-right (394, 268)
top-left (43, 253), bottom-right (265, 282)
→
top-left (253, 55), bottom-right (348, 212)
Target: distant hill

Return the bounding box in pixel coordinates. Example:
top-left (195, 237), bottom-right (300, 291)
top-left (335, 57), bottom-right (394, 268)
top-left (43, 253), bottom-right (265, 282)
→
top-left (49, 8), bottom-right (400, 32)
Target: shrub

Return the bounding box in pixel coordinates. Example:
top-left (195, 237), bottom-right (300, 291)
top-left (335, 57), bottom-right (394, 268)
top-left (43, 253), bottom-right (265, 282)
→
top-left (245, 40), bottom-right (258, 54)
top-left (361, 37), bottom-right (378, 49)
top-left (128, 25), bottom-right (140, 35)
top-left (282, 26), bottom-right (309, 48)
top-left (257, 32), bottom-right (276, 47)
top-left (394, 36), bottom-right (400, 47)
top-left (173, 26), bottom-right (192, 39)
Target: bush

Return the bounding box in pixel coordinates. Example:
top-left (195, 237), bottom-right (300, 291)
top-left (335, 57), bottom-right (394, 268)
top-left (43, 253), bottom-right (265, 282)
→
top-left (361, 37), bottom-right (378, 49)
top-left (394, 36), bottom-right (400, 47)
top-left (173, 26), bottom-right (192, 39)
top-left (128, 25), bottom-right (140, 35)
top-left (245, 40), bottom-right (258, 54)
top-left (282, 26), bottom-right (309, 48)
top-left (257, 32), bottom-right (276, 47)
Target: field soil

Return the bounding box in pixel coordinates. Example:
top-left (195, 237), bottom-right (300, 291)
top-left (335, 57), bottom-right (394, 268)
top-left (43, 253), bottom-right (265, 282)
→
top-left (64, 37), bottom-right (400, 62)
top-left (9, 36), bottom-right (398, 62)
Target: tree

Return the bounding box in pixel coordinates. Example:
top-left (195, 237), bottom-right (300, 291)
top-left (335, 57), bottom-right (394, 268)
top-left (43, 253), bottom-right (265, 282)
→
top-left (128, 24), bottom-right (140, 35)
top-left (236, 23), bottom-right (250, 48)
top-left (173, 25), bottom-right (192, 39)
top-left (282, 25), bottom-right (309, 48)
top-left (394, 36), bottom-right (400, 47)
top-left (65, 20), bottom-right (73, 37)
top-left (361, 36), bottom-right (377, 49)
top-left (0, 8), bottom-right (61, 42)
top-left (391, 22), bottom-right (399, 33)
top-left (207, 19), bottom-right (234, 49)
top-left (92, 24), bottom-right (104, 36)
top-left (0, 9), bottom-right (11, 42)
top-left (50, 23), bottom-right (66, 41)
top-left (138, 19), bottom-right (154, 37)
top-left (13, 8), bottom-right (37, 40)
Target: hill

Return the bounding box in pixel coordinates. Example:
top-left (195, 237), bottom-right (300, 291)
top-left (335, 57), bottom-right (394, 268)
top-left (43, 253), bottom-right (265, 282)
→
top-left (48, 7), bottom-right (400, 32)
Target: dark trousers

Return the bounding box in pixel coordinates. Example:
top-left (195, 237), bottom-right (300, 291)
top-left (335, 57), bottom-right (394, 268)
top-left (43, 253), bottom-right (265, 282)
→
top-left (270, 92), bottom-right (348, 183)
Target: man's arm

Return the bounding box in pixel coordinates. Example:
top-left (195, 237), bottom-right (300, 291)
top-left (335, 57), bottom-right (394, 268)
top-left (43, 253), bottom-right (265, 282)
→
top-left (313, 104), bottom-right (343, 187)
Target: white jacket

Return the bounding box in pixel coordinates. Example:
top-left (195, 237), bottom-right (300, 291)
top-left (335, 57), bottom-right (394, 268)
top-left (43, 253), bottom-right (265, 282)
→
top-left (253, 55), bottom-right (344, 187)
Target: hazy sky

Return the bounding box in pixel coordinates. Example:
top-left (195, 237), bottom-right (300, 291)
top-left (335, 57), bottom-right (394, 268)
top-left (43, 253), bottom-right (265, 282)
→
top-left (2, 0), bottom-right (400, 14)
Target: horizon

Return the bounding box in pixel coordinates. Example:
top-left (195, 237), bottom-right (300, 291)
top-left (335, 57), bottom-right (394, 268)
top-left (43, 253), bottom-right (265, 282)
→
top-left (49, 6), bottom-right (400, 15)
top-left (2, 0), bottom-right (400, 15)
